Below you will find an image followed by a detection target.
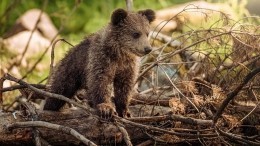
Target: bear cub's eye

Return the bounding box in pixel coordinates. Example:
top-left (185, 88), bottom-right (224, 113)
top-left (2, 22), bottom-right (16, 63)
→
top-left (132, 32), bottom-right (141, 39)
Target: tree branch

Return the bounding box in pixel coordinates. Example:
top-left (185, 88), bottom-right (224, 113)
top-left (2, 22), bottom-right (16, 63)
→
top-left (125, 0), bottom-right (133, 11)
top-left (6, 121), bottom-right (97, 146)
top-left (213, 67), bottom-right (260, 124)
top-left (3, 73), bottom-right (93, 114)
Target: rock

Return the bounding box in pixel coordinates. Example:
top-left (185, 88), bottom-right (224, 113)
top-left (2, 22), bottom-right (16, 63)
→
top-left (3, 31), bottom-right (50, 55)
top-left (4, 9), bottom-right (58, 40)
top-left (2, 9), bottom-right (59, 69)
top-left (152, 1), bottom-right (236, 33)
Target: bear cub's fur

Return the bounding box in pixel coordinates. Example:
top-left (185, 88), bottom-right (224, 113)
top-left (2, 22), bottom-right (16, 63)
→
top-left (44, 8), bottom-right (155, 117)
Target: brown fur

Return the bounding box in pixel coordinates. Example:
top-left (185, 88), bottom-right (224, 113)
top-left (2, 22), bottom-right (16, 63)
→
top-left (43, 8), bottom-right (155, 117)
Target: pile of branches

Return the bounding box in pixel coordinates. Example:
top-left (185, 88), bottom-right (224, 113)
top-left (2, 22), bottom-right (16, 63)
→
top-left (1, 6), bottom-right (260, 146)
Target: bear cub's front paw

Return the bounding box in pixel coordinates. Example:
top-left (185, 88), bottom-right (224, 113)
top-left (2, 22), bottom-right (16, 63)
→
top-left (96, 103), bottom-right (117, 119)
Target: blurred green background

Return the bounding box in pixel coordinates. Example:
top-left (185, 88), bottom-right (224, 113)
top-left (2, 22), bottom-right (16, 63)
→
top-left (0, 0), bottom-right (194, 38)
top-left (1, 0), bottom-right (258, 41)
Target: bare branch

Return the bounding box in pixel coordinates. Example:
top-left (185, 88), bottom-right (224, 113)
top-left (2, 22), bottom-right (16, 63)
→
top-left (50, 38), bottom-right (74, 76)
top-left (3, 73), bottom-right (93, 114)
top-left (138, 31), bottom-right (231, 81)
top-left (125, 0), bottom-right (133, 11)
top-left (128, 113), bottom-right (213, 126)
top-left (115, 116), bottom-right (216, 138)
top-left (6, 121), bottom-right (97, 146)
top-left (213, 67), bottom-right (260, 124)
top-left (0, 84), bottom-right (45, 93)
top-left (216, 127), bottom-right (260, 145)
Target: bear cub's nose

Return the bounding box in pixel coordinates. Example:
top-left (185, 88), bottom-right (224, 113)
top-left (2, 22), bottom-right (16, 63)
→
top-left (144, 47), bottom-right (152, 54)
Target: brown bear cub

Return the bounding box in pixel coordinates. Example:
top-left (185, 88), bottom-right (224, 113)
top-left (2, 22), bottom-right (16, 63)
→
top-left (43, 8), bottom-right (155, 118)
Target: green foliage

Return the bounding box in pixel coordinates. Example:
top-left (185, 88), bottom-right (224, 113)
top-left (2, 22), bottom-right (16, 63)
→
top-left (0, 0), bottom-right (195, 37)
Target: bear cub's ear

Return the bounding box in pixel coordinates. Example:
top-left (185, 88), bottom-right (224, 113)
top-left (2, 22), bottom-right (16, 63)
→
top-left (111, 8), bottom-right (128, 26)
top-left (138, 9), bottom-right (155, 23)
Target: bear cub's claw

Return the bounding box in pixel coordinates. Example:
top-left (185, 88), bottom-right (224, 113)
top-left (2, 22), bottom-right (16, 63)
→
top-left (97, 103), bottom-right (117, 119)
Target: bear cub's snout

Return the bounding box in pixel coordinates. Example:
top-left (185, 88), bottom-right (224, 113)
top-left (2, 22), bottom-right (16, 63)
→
top-left (144, 47), bottom-right (152, 54)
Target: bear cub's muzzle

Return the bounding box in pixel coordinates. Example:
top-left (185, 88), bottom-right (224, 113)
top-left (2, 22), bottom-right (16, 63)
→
top-left (144, 47), bottom-right (152, 54)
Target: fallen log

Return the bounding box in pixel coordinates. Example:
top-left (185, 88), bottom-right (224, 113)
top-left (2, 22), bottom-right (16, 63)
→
top-left (0, 103), bottom-right (176, 146)
top-left (0, 109), bottom-right (123, 145)
top-left (0, 105), bottom-right (216, 146)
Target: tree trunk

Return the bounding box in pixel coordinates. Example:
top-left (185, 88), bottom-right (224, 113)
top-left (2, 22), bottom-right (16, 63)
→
top-left (0, 108), bottom-right (148, 145)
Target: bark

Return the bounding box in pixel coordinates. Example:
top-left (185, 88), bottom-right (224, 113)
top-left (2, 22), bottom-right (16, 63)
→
top-left (0, 109), bottom-right (144, 146)
top-left (0, 102), bottom-right (173, 146)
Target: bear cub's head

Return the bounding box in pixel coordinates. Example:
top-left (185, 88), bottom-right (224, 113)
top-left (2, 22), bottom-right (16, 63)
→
top-left (110, 8), bottom-right (155, 57)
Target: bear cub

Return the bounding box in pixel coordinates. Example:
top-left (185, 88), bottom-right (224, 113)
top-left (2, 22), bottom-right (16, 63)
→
top-left (44, 8), bottom-right (155, 118)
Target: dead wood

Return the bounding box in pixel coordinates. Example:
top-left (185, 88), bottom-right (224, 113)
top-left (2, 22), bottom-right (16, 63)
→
top-left (2, 73), bottom-right (260, 145)
top-left (0, 109), bottom-right (127, 145)
top-left (131, 93), bottom-right (170, 107)
top-left (213, 67), bottom-right (260, 123)
top-left (1, 107), bottom-right (214, 145)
